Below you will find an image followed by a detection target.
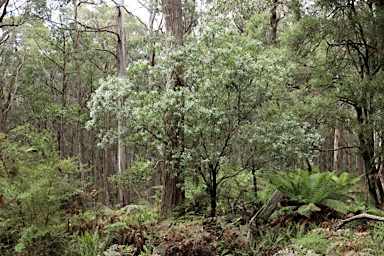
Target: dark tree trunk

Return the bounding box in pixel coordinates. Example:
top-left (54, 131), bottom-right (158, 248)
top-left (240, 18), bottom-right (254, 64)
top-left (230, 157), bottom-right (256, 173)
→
top-left (160, 0), bottom-right (185, 216)
top-left (103, 115), bottom-right (111, 207)
top-left (0, 75), bottom-right (6, 134)
top-left (161, 161), bottom-right (183, 215)
top-left (268, 0), bottom-right (280, 45)
top-left (209, 167), bottom-right (217, 218)
top-left (356, 106), bottom-right (384, 206)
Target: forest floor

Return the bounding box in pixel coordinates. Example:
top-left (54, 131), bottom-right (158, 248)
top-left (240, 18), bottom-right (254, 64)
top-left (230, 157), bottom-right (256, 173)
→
top-left (74, 205), bottom-right (384, 256)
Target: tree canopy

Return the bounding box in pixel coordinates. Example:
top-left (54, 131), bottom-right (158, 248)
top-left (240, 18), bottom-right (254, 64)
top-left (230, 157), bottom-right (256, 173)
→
top-left (0, 0), bottom-right (384, 254)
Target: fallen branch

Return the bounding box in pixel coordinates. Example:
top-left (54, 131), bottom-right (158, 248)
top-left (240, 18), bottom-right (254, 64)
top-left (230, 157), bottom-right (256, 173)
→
top-left (337, 213), bottom-right (384, 229)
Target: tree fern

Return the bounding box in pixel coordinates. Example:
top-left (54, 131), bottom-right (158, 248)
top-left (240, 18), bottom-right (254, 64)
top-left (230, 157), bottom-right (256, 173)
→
top-left (270, 169), bottom-right (360, 217)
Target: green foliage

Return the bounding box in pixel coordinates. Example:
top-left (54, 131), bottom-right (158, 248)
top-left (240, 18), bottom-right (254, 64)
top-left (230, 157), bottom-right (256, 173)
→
top-left (78, 228), bottom-right (100, 256)
top-left (71, 210), bottom-right (99, 232)
top-left (103, 244), bottom-right (137, 256)
top-left (369, 222), bottom-right (384, 254)
top-left (118, 203), bottom-right (159, 226)
top-left (183, 179), bottom-right (210, 215)
top-left (110, 158), bottom-right (156, 193)
top-left (86, 14), bottom-right (323, 218)
top-left (0, 127), bottom-right (80, 255)
top-left (292, 230), bottom-right (328, 254)
top-left (270, 169), bottom-right (360, 217)
top-left (218, 171), bottom-right (264, 215)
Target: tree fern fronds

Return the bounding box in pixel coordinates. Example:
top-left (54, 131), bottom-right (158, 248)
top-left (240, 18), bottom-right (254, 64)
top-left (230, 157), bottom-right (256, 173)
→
top-left (269, 169), bottom-right (361, 217)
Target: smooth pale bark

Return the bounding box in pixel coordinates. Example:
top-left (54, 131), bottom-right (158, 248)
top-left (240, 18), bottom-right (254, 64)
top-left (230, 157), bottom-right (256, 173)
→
top-left (116, 0), bottom-right (127, 206)
top-left (333, 127), bottom-right (341, 171)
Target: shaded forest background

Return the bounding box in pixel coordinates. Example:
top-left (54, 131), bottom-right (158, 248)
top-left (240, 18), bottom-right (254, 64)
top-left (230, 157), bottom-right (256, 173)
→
top-left (0, 0), bottom-right (383, 255)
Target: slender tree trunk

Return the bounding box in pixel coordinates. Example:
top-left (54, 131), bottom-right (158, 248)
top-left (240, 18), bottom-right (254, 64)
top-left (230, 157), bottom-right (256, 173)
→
top-left (0, 74), bottom-right (6, 134)
top-left (103, 114), bottom-right (111, 207)
top-left (146, 0), bottom-right (163, 200)
top-left (148, 0), bottom-right (158, 69)
top-left (334, 127), bottom-right (341, 171)
top-left (0, 54), bottom-right (25, 134)
top-left (209, 165), bottom-right (218, 218)
top-left (73, 0), bottom-right (88, 207)
top-left (59, 35), bottom-right (68, 160)
top-left (116, 0), bottom-right (127, 206)
top-left (268, 0), bottom-right (279, 45)
top-left (73, 0), bottom-right (86, 189)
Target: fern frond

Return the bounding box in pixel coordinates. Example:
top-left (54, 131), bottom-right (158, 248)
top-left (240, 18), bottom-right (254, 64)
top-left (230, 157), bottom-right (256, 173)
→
top-left (320, 198), bottom-right (350, 214)
top-left (297, 204), bottom-right (315, 217)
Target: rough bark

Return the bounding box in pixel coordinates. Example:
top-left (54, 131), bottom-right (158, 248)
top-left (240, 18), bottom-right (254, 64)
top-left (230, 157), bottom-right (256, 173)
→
top-left (209, 165), bottom-right (218, 218)
top-left (161, 161), bottom-right (183, 215)
top-left (160, 0), bottom-right (185, 216)
top-left (148, 0), bottom-right (158, 69)
top-left (0, 73), bottom-right (6, 134)
top-left (356, 105), bottom-right (384, 206)
top-left (103, 115), bottom-right (111, 207)
top-left (268, 0), bottom-right (280, 45)
top-left (162, 0), bottom-right (184, 89)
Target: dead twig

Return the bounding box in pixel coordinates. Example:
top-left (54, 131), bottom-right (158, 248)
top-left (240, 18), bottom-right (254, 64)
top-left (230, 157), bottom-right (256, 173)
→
top-left (337, 213), bottom-right (384, 229)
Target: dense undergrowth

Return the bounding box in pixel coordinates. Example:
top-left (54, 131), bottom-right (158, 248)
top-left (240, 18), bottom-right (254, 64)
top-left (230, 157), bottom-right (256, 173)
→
top-left (2, 129), bottom-right (384, 255)
top-left (69, 202), bottom-right (384, 256)
top-left (2, 173), bottom-right (384, 256)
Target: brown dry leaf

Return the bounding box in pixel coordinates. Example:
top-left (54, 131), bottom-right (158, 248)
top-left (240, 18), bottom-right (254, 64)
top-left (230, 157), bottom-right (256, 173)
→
top-left (342, 250), bottom-right (359, 256)
top-left (203, 232), bottom-right (211, 238)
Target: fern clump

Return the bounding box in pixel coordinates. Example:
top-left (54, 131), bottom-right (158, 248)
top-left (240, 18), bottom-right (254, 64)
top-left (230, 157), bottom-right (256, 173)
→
top-left (270, 169), bottom-right (360, 217)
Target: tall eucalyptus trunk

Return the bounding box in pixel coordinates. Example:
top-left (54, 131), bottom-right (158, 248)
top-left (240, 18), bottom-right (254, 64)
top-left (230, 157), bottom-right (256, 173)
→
top-left (116, 0), bottom-right (127, 206)
top-left (161, 0), bottom-right (185, 216)
top-left (73, 0), bottom-right (86, 194)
